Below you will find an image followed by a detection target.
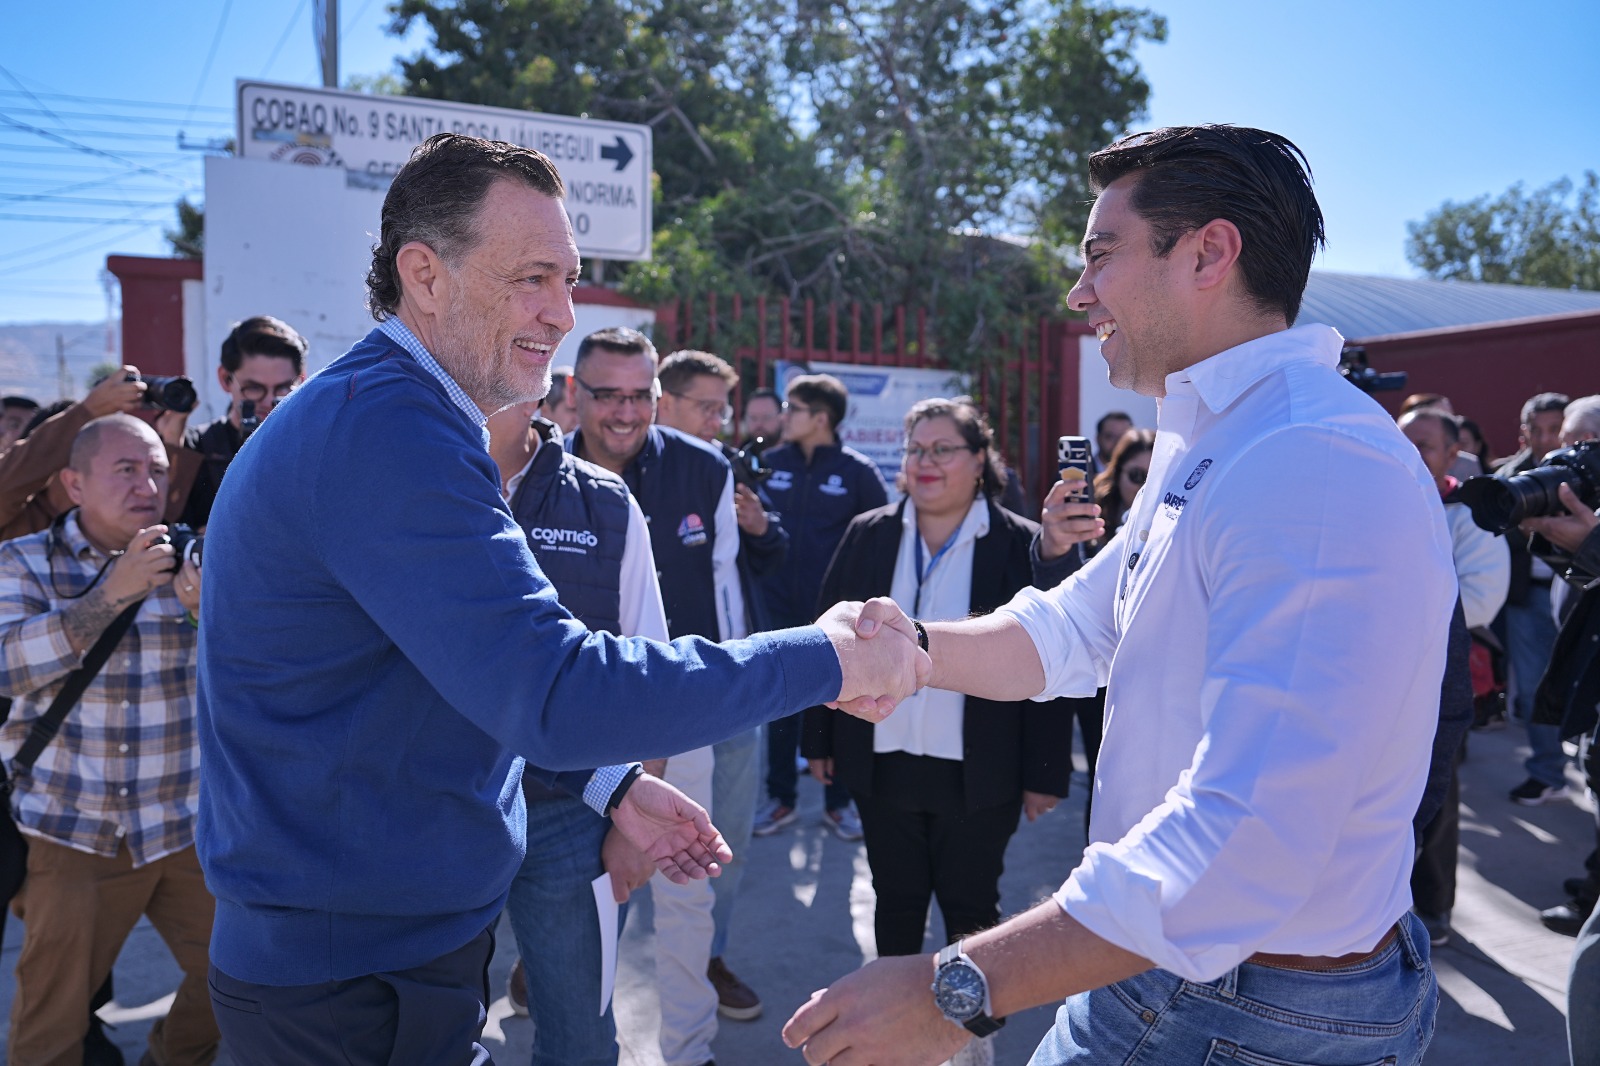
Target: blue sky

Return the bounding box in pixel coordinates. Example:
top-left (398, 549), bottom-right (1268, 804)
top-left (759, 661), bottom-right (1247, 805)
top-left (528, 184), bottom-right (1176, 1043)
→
top-left (1, 0), bottom-right (1597, 325)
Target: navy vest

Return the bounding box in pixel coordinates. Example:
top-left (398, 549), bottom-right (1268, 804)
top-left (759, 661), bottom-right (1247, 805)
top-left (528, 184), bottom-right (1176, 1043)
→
top-left (511, 419), bottom-right (631, 803)
top-left (570, 425), bottom-right (728, 641)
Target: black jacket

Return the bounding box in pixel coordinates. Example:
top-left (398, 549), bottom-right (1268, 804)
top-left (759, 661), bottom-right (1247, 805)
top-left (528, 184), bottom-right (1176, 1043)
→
top-left (801, 499), bottom-right (1080, 812)
top-left (1534, 526), bottom-right (1600, 743)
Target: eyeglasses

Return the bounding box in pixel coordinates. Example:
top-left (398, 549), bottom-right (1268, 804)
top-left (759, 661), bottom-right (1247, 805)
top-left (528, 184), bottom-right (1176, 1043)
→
top-left (667, 390), bottom-right (733, 424)
top-left (1122, 467), bottom-right (1148, 486)
top-left (234, 380), bottom-right (296, 402)
top-left (903, 442), bottom-right (977, 465)
top-left (781, 401), bottom-right (819, 416)
top-left (573, 375), bottom-right (659, 410)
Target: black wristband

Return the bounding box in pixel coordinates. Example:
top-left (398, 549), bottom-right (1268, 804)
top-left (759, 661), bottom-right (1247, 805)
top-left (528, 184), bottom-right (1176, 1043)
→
top-left (911, 619), bottom-right (930, 652)
top-left (606, 764), bottom-right (644, 813)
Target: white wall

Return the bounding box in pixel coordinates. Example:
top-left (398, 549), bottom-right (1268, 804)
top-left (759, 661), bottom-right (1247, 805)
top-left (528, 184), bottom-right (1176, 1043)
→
top-left (1077, 334), bottom-right (1157, 441)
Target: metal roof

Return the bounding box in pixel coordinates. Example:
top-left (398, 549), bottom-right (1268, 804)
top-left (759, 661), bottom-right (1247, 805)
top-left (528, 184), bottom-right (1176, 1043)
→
top-left (1299, 271), bottom-right (1600, 341)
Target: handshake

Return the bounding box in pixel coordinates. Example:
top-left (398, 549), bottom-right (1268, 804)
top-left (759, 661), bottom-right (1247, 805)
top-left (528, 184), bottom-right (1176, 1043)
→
top-left (815, 598), bottom-right (931, 722)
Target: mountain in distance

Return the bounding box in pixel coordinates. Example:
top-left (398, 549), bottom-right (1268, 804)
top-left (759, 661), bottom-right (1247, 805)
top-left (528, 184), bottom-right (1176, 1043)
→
top-left (0, 321), bottom-right (122, 403)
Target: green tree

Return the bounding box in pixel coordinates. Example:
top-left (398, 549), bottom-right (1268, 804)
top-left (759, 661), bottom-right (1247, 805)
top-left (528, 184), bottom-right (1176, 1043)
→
top-left (164, 196), bottom-right (205, 259)
top-left (385, 0), bottom-right (1165, 358)
top-left (1405, 171), bottom-right (1600, 291)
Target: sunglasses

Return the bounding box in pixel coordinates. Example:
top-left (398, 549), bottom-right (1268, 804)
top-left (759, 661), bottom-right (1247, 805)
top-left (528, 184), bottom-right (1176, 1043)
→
top-left (1123, 468), bottom-right (1148, 486)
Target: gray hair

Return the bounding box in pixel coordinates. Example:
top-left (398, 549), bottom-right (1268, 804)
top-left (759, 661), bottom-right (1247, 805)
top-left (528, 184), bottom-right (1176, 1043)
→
top-left (1562, 395), bottom-right (1600, 441)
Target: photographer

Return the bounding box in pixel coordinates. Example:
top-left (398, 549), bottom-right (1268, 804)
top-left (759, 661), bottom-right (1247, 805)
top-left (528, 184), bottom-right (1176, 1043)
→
top-left (179, 315), bottom-right (307, 529)
top-left (0, 367), bottom-right (199, 543)
top-left (0, 414), bottom-right (213, 1066)
top-left (1516, 398), bottom-right (1600, 1065)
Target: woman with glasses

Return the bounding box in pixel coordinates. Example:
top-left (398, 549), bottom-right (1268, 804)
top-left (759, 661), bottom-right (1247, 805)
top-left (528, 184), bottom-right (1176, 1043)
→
top-left (1091, 427), bottom-right (1155, 549)
top-left (801, 398), bottom-right (1091, 1062)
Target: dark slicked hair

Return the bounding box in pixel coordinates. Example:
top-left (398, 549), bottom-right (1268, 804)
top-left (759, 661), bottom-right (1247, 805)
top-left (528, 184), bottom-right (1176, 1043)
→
top-left (366, 133), bottom-right (566, 320)
top-left (221, 315), bottom-right (308, 373)
top-left (1088, 125), bottom-right (1326, 324)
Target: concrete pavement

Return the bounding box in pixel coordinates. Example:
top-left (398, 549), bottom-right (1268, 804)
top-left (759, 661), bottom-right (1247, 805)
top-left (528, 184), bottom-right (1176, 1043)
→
top-left (0, 722), bottom-right (1590, 1064)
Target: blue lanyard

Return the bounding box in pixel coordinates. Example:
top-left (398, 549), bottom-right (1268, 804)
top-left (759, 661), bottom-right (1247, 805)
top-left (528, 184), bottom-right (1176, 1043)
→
top-left (913, 526), bottom-right (962, 617)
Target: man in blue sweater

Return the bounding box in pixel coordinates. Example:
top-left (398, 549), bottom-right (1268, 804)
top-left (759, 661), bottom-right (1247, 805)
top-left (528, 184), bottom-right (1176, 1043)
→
top-left (195, 133), bottom-right (927, 1064)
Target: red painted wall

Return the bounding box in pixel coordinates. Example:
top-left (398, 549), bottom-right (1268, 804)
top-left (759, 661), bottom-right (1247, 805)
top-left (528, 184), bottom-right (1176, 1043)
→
top-left (106, 255), bottom-right (201, 378)
top-left (1356, 310), bottom-right (1600, 458)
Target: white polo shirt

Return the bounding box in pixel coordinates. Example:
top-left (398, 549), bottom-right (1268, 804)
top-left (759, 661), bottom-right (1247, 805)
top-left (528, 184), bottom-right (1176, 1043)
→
top-left (998, 323), bottom-right (1457, 981)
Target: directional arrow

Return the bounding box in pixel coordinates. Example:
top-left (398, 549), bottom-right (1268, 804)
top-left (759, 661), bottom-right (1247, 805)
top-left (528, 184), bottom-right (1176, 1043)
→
top-left (600, 136), bottom-right (633, 172)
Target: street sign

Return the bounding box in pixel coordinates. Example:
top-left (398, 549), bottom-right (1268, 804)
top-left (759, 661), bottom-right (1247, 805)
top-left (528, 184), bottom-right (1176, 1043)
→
top-left (235, 79), bottom-right (653, 260)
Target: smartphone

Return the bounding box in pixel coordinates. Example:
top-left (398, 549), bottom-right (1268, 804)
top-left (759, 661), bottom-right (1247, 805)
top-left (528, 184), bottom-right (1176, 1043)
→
top-left (1057, 436), bottom-right (1093, 502)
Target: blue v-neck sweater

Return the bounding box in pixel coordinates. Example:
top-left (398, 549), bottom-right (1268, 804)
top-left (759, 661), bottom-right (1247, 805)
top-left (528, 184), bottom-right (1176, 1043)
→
top-left (195, 330), bottom-right (841, 985)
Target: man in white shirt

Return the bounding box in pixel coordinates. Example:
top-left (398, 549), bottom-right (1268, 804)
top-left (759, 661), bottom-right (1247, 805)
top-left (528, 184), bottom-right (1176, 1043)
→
top-left (783, 124), bottom-right (1457, 1066)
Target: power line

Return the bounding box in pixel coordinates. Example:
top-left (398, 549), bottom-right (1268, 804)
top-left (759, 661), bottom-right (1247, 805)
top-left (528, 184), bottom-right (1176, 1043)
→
top-left (0, 214), bottom-right (168, 276)
top-left (1, 107), bottom-right (231, 129)
top-left (264, 0), bottom-right (313, 80)
top-left (0, 212), bottom-right (180, 224)
top-left (0, 143), bottom-right (197, 160)
top-left (0, 126), bottom-right (198, 143)
top-left (186, 0), bottom-right (237, 125)
top-left (0, 173), bottom-right (160, 202)
top-left (0, 195), bottom-right (178, 208)
top-left (0, 89), bottom-right (230, 114)
top-left (0, 113), bottom-right (195, 186)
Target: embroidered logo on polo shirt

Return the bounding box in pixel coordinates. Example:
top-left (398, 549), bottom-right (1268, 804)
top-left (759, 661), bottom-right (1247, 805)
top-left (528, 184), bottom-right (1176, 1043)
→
top-left (819, 474), bottom-right (848, 496)
top-left (1184, 459), bottom-right (1212, 491)
top-left (1161, 491), bottom-right (1187, 519)
top-left (767, 470), bottom-right (794, 492)
top-left (678, 513), bottom-right (708, 547)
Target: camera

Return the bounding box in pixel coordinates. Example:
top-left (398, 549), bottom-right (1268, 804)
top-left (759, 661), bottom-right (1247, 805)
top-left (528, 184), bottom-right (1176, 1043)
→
top-left (1458, 441), bottom-right (1600, 536)
top-left (125, 372), bottom-right (198, 414)
top-left (159, 525), bottom-right (204, 571)
top-left (732, 436), bottom-right (774, 489)
top-left (1057, 435), bottom-right (1093, 502)
top-left (1337, 345), bottom-right (1408, 394)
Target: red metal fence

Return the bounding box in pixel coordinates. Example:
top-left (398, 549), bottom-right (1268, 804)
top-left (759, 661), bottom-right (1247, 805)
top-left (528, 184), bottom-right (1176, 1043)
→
top-left (656, 293), bottom-right (1094, 507)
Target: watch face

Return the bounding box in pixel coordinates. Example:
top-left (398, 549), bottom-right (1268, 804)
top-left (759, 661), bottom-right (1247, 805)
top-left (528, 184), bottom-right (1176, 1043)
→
top-left (934, 962), bottom-right (986, 1021)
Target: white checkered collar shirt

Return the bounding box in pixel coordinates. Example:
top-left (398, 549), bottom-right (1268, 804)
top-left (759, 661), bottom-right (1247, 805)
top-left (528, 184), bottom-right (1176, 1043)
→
top-left (0, 512), bottom-right (198, 866)
top-left (378, 316), bottom-right (490, 446)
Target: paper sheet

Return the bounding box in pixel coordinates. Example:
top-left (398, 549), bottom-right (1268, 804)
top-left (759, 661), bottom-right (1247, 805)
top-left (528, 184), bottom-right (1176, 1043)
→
top-left (591, 872), bottom-right (620, 1015)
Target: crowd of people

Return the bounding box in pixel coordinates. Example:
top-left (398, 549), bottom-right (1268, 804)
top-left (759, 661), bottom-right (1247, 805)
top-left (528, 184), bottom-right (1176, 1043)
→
top-left (0, 123), bottom-right (1596, 1066)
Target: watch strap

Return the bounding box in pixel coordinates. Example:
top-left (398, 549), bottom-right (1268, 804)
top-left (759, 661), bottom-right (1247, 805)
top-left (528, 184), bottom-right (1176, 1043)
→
top-left (934, 941), bottom-right (1006, 1036)
top-left (911, 618), bottom-right (930, 652)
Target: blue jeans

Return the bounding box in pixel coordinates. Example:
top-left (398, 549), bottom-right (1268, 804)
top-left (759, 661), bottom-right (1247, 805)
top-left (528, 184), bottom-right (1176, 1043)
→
top-left (504, 795), bottom-right (624, 1066)
top-left (1028, 913), bottom-right (1436, 1066)
top-left (710, 727), bottom-right (759, 960)
top-left (1507, 586), bottom-right (1568, 787)
top-left (766, 712), bottom-right (849, 810)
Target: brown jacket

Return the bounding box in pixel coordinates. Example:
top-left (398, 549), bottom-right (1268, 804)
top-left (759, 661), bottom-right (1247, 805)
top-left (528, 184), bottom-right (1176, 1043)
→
top-left (0, 403), bottom-right (202, 542)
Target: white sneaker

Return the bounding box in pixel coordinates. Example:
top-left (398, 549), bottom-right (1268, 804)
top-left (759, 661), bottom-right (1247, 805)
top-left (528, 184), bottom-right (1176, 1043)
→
top-left (824, 803), bottom-right (864, 842)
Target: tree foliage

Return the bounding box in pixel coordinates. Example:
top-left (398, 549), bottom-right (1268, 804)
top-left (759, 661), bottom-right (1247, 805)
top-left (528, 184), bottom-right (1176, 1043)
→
top-left (386, 0), bottom-right (1166, 359)
top-left (164, 196), bottom-right (205, 259)
top-left (1406, 171), bottom-right (1600, 291)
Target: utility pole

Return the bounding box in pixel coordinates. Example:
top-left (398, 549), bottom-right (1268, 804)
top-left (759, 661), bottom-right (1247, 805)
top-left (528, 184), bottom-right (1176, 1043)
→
top-left (56, 333), bottom-right (70, 402)
top-left (314, 0), bottom-right (339, 89)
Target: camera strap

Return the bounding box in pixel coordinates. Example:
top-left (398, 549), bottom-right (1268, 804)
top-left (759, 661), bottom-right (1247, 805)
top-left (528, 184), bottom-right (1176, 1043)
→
top-left (0, 599), bottom-right (144, 787)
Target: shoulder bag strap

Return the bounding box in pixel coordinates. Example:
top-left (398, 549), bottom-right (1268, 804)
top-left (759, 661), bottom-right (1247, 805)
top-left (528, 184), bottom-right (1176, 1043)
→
top-left (8, 599), bottom-right (145, 781)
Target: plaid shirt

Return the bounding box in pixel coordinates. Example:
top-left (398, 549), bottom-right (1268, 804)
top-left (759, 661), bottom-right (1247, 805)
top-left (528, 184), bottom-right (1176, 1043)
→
top-left (0, 513), bottom-right (198, 865)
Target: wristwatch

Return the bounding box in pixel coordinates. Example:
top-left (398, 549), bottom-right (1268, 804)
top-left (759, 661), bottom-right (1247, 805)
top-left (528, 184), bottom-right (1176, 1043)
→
top-left (931, 941), bottom-right (1006, 1037)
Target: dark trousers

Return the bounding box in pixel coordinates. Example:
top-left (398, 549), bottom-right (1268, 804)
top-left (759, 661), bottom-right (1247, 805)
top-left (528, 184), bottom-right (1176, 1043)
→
top-left (767, 711), bottom-right (849, 810)
top-left (854, 751), bottom-right (1023, 957)
top-left (1411, 745), bottom-right (1462, 917)
top-left (208, 925), bottom-right (496, 1066)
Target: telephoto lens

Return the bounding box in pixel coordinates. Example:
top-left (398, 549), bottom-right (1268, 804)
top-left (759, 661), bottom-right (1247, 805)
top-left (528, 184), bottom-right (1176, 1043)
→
top-left (125, 372), bottom-right (199, 414)
top-left (1458, 440), bottom-right (1600, 534)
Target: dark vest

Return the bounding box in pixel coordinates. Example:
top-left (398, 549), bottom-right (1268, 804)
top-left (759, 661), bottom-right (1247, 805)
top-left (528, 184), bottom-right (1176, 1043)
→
top-left (571, 425), bottom-right (728, 641)
top-left (511, 419), bottom-right (631, 802)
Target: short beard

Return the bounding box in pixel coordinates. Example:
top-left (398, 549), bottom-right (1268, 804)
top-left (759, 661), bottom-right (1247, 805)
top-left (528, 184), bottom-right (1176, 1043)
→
top-left (433, 307), bottom-right (551, 416)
